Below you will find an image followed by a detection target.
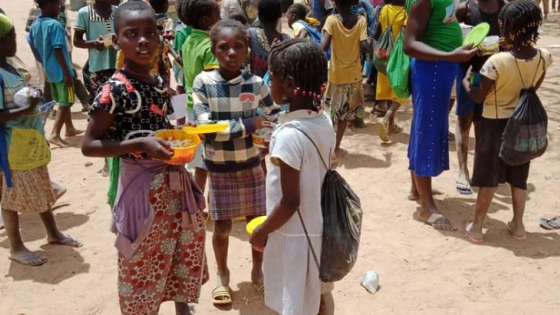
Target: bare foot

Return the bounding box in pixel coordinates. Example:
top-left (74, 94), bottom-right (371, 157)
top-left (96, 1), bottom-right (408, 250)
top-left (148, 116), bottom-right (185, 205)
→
top-left (65, 129), bottom-right (85, 137)
top-left (97, 166), bottom-right (109, 177)
top-left (48, 136), bottom-right (70, 148)
top-left (407, 188), bottom-right (444, 201)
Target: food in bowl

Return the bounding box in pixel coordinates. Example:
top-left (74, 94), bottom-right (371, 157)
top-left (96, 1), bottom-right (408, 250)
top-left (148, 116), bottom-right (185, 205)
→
top-left (166, 138), bottom-right (195, 149)
top-left (479, 36), bottom-right (499, 56)
top-left (252, 128), bottom-right (274, 148)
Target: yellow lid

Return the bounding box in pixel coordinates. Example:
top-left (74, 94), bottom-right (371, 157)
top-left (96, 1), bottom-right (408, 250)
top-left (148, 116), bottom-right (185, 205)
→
top-left (182, 123), bottom-right (229, 134)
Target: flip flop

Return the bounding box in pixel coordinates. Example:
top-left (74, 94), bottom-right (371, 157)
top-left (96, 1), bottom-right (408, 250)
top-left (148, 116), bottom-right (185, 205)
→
top-left (388, 125), bottom-right (403, 136)
top-left (253, 283), bottom-right (265, 298)
top-left (376, 121), bottom-right (389, 142)
top-left (65, 130), bottom-right (85, 137)
top-left (9, 253), bottom-right (46, 266)
top-left (456, 179), bottom-right (474, 195)
top-left (540, 216), bottom-right (560, 230)
top-left (407, 188), bottom-right (444, 201)
top-left (212, 286), bottom-right (232, 305)
top-left (48, 235), bottom-right (83, 248)
top-left (464, 222), bottom-right (484, 244)
top-left (48, 138), bottom-right (70, 148)
top-left (419, 213), bottom-right (456, 231)
top-left (507, 221), bottom-right (527, 241)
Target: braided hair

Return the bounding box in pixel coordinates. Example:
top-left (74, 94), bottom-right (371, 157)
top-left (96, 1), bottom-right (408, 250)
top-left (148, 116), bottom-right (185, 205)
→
top-left (268, 38), bottom-right (328, 110)
top-left (499, 0), bottom-right (542, 50)
top-left (287, 3), bottom-right (308, 21)
top-left (209, 19), bottom-right (249, 47)
top-left (178, 0), bottom-right (216, 29)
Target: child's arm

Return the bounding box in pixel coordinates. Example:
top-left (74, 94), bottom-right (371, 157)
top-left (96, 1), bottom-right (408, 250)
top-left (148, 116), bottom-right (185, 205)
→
top-left (54, 48), bottom-right (73, 88)
top-left (321, 32), bottom-right (332, 52)
top-left (404, 0), bottom-right (477, 62)
top-left (462, 68), bottom-right (493, 104)
top-left (455, 2), bottom-right (468, 24)
top-left (192, 76), bottom-right (266, 142)
top-left (0, 95), bottom-right (40, 123)
top-left (73, 29), bottom-right (105, 51)
top-left (250, 158), bottom-right (301, 250)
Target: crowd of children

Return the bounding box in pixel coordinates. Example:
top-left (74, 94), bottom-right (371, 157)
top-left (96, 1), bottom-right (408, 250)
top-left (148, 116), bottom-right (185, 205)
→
top-left (0, 0), bottom-right (556, 314)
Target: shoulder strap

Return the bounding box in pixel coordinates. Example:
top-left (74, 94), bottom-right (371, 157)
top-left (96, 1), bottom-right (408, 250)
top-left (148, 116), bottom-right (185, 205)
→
top-left (283, 123), bottom-right (331, 171)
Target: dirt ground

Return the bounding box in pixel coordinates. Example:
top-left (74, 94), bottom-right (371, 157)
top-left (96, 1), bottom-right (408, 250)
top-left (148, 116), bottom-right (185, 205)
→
top-left (1, 1), bottom-right (560, 315)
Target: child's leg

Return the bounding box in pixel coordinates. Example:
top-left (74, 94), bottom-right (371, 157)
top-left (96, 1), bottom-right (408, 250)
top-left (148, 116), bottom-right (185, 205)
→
top-left (318, 292), bottom-right (335, 315)
top-left (98, 159), bottom-right (109, 177)
top-left (212, 219), bottom-right (233, 287)
top-left (384, 101), bottom-right (402, 133)
top-left (63, 106), bottom-right (83, 137)
top-left (39, 210), bottom-right (83, 247)
top-left (194, 168), bottom-right (208, 193)
top-left (510, 186), bottom-right (528, 237)
top-left (335, 118), bottom-right (348, 156)
top-left (414, 174), bottom-right (454, 230)
top-left (468, 187), bottom-right (496, 239)
top-left (1, 208), bottom-right (45, 265)
top-left (455, 113), bottom-right (474, 191)
top-left (246, 215), bottom-right (264, 292)
top-left (49, 105), bottom-right (69, 147)
top-left (174, 302), bottom-right (192, 315)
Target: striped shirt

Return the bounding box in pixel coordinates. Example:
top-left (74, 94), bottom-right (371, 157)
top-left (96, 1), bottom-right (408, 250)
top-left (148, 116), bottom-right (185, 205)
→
top-left (193, 70), bottom-right (273, 172)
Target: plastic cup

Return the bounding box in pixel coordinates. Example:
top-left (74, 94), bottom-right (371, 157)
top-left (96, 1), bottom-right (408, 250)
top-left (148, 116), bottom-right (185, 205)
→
top-left (102, 34), bottom-right (114, 47)
top-left (461, 25), bottom-right (473, 39)
top-left (479, 36), bottom-right (499, 56)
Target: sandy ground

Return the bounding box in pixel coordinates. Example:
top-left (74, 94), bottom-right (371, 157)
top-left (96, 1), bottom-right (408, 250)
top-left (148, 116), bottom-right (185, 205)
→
top-left (1, 1), bottom-right (560, 314)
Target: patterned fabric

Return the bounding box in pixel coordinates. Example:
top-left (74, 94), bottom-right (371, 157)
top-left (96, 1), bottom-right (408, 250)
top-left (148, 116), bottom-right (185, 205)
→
top-left (408, 58), bottom-right (457, 177)
top-left (90, 70), bottom-right (173, 159)
top-left (326, 82), bottom-right (364, 121)
top-left (118, 172), bottom-right (209, 315)
top-left (248, 28), bottom-right (290, 78)
top-left (192, 70), bottom-right (274, 172)
top-left (351, 0), bottom-right (376, 37)
top-left (208, 165), bottom-right (266, 221)
top-left (0, 166), bottom-right (55, 213)
top-left (88, 68), bottom-right (115, 104)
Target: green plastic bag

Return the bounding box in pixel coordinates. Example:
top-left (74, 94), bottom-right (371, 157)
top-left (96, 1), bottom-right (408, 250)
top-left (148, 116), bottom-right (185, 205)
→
top-left (372, 26), bottom-right (395, 75)
top-left (387, 31), bottom-right (410, 99)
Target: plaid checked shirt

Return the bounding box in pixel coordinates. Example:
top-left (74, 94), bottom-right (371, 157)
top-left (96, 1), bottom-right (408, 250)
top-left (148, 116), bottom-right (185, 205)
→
top-left (193, 70), bottom-right (274, 172)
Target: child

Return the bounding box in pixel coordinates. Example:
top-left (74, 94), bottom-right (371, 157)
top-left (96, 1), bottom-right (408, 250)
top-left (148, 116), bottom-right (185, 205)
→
top-left (463, 0), bottom-right (552, 243)
top-left (374, 0), bottom-right (407, 142)
top-left (0, 14), bottom-right (82, 267)
top-left (73, 0), bottom-right (118, 104)
top-left (453, 0), bottom-right (505, 194)
top-left (287, 3), bottom-right (313, 39)
top-left (192, 20), bottom-right (274, 304)
top-left (321, 0), bottom-right (369, 159)
top-left (229, 12), bottom-right (250, 26)
top-left (81, 2), bottom-right (208, 314)
top-left (249, 0), bottom-right (290, 78)
top-left (173, 0), bottom-right (194, 96)
top-left (404, 0), bottom-right (477, 230)
top-left (180, 0), bottom-right (220, 191)
top-left (249, 38), bottom-right (335, 315)
top-left (31, 0), bottom-right (84, 148)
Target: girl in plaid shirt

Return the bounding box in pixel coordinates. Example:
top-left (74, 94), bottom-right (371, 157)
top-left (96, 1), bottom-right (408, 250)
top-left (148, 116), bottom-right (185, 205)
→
top-left (192, 20), bottom-right (274, 304)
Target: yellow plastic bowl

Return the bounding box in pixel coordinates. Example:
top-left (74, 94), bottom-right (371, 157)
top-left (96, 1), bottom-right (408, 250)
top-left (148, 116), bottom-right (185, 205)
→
top-left (246, 216), bottom-right (267, 235)
top-left (154, 130), bottom-right (200, 165)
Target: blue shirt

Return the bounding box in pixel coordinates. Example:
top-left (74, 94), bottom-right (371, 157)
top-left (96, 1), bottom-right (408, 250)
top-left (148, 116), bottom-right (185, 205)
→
top-left (74, 5), bottom-right (118, 73)
top-left (30, 16), bottom-right (74, 83)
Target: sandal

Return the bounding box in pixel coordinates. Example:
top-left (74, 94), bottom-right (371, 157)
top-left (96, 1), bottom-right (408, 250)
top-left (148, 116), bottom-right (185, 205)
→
top-left (375, 121), bottom-right (389, 142)
top-left (507, 221), bottom-right (527, 241)
top-left (212, 286), bottom-right (232, 305)
top-left (455, 179), bottom-right (474, 195)
top-left (540, 216), bottom-right (560, 230)
top-left (387, 125), bottom-right (403, 136)
top-left (253, 283), bottom-right (265, 298)
top-left (9, 253), bottom-right (46, 266)
top-left (48, 235), bottom-right (83, 248)
top-left (464, 222), bottom-right (484, 244)
top-left (418, 213), bottom-right (456, 231)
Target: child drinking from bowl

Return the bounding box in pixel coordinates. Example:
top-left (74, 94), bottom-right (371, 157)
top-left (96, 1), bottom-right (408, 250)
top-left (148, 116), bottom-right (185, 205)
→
top-left (249, 38), bottom-right (335, 315)
top-left (192, 20), bottom-right (274, 304)
top-left (81, 3), bottom-right (207, 314)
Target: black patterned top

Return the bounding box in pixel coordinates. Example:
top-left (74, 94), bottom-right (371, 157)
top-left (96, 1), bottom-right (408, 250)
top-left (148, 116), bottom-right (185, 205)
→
top-left (91, 70), bottom-right (173, 159)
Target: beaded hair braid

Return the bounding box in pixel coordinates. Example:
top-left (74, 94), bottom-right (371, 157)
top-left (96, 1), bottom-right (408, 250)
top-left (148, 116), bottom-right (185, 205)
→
top-left (268, 38), bottom-right (328, 110)
top-left (498, 0), bottom-right (542, 51)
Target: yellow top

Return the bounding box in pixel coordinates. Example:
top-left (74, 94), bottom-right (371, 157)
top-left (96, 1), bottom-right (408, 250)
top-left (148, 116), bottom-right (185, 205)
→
top-left (323, 15), bottom-right (368, 85)
top-left (480, 49), bottom-right (553, 119)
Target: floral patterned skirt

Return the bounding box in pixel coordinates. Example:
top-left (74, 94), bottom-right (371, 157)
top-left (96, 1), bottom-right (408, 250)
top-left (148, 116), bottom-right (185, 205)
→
top-left (117, 173), bottom-right (209, 315)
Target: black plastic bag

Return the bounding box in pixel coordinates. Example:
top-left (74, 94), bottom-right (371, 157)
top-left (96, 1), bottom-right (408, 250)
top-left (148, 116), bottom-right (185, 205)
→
top-left (319, 170), bottom-right (363, 282)
top-left (500, 87), bottom-right (548, 166)
top-left (288, 125), bottom-right (363, 283)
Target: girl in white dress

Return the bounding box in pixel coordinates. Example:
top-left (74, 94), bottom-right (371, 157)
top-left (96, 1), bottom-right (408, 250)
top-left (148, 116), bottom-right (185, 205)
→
top-left (249, 38), bottom-right (335, 315)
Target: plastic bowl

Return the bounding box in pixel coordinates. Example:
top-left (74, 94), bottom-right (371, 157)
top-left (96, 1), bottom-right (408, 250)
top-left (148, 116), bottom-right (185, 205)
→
top-left (246, 216), bottom-right (267, 235)
top-left (251, 127), bottom-right (275, 148)
top-left (154, 130), bottom-right (200, 165)
top-left (479, 36), bottom-right (500, 55)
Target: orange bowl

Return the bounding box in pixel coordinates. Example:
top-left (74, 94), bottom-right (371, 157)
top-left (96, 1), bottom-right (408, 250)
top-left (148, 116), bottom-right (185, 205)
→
top-left (154, 130), bottom-right (200, 165)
